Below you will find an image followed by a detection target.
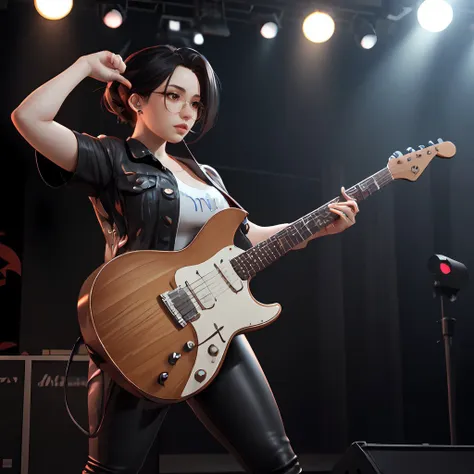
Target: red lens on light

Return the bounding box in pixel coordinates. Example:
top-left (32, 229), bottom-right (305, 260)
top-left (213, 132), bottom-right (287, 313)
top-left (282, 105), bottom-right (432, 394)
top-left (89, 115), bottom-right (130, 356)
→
top-left (440, 263), bottom-right (451, 274)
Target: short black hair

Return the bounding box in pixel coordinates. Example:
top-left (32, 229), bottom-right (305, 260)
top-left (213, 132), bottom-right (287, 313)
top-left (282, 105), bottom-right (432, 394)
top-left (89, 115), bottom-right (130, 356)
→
top-left (103, 45), bottom-right (220, 142)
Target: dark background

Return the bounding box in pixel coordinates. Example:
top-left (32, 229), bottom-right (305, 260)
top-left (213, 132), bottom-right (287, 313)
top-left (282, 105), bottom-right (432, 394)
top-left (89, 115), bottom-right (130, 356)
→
top-left (2, 0), bottom-right (474, 464)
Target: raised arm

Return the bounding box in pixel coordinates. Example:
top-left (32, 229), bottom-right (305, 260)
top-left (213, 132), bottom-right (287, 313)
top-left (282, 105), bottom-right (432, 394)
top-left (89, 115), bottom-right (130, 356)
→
top-left (11, 51), bottom-right (130, 172)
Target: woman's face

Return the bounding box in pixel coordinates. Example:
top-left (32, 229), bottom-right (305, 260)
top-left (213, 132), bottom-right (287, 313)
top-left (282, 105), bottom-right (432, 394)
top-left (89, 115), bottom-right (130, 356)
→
top-left (138, 66), bottom-right (203, 143)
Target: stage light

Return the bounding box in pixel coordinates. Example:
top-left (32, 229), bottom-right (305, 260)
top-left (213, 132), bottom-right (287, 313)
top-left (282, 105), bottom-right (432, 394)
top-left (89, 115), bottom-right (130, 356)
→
top-left (302, 11), bottom-right (335, 44)
top-left (102, 7), bottom-right (125, 29)
top-left (417, 0), bottom-right (453, 33)
top-left (257, 12), bottom-right (280, 39)
top-left (193, 32), bottom-right (204, 45)
top-left (169, 20), bottom-right (181, 32)
top-left (261, 21), bottom-right (278, 39)
top-left (198, 1), bottom-right (230, 37)
top-left (361, 34), bottom-right (377, 49)
top-left (353, 17), bottom-right (377, 49)
top-left (34, 0), bottom-right (73, 20)
top-left (440, 263), bottom-right (451, 274)
top-left (428, 254), bottom-right (468, 300)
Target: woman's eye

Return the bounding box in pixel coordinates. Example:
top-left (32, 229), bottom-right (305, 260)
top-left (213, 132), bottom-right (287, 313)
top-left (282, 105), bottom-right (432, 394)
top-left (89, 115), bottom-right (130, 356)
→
top-left (167, 93), bottom-right (180, 100)
top-left (192, 101), bottom-right (203, 109)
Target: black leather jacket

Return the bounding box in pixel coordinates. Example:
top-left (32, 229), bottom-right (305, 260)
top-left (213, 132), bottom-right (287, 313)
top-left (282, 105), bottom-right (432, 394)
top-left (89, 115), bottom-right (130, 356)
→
top-left (36, 131), bottom-right (251, 261)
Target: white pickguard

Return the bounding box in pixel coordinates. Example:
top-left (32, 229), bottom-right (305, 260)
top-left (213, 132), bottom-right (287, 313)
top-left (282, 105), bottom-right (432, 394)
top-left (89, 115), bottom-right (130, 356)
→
top-left (174, 245), bottom-right (281, 398)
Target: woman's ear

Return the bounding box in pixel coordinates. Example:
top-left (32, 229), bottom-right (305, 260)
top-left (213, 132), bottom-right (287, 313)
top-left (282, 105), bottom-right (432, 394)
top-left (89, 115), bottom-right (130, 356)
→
top-left (128, 93), bottom-right (144, 114)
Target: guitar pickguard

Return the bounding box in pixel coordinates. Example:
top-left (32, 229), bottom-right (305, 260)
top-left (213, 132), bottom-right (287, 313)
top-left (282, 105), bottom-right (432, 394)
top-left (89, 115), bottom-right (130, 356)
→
top-left (172, 245), bottom-right (281, 397)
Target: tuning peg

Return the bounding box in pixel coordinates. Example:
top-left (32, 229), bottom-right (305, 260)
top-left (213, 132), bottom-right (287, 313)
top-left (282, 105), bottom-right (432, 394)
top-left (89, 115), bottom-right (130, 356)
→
top-left (418, 145), bottom-right (426, 149)
top-left (406, 147), bottom-right (415, 153)
top-left (389, 150), bottom-right (403, 160)
top-left (437, 138), bottom-right (444, 143)
top-left (428, 140), bottom-right (435, 146)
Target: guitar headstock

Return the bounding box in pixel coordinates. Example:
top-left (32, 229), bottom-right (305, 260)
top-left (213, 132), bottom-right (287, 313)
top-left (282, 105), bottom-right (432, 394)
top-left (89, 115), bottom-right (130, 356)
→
top-left (387, 139), bottom-right (456, 181)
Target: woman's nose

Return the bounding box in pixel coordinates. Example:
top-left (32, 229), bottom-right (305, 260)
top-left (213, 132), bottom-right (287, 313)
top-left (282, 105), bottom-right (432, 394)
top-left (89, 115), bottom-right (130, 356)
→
top-left (180, 101), bottom-right (193, 120)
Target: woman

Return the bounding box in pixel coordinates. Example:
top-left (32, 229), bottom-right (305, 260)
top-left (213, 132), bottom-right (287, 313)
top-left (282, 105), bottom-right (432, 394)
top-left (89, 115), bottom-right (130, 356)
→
top-left (11, 45), bottom-right (359, 474)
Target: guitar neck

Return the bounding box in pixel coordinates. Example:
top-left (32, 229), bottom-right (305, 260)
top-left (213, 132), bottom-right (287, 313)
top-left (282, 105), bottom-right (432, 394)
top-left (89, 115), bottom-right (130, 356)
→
top-left (230, 167), bottom-right (394, 280)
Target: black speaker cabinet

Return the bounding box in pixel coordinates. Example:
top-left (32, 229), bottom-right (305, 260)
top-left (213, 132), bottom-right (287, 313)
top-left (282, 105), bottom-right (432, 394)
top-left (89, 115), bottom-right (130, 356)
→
top-left (333, 442), bottom-right (474, 474)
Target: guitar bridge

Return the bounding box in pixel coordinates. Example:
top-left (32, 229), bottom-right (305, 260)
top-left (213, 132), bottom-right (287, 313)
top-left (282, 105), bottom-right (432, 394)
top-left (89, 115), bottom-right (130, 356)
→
top-left (161, 287), bottom-right (200, 328)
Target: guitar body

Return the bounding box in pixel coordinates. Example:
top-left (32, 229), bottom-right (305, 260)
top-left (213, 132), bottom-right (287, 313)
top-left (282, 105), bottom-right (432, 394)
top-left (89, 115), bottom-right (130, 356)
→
top-left (78, 208), bottom-right (281, 403)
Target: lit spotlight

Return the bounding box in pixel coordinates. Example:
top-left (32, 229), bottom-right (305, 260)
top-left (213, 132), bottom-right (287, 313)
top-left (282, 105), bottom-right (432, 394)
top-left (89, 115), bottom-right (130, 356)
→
top-left (261, 21), bottom-right (278, 39)
top-left (417, 0), bottom-right (453, 33)
top-left (194, 32), bottom-right (204, 45)
top-left (302, 11), bottom-right (335, 44)
top-left (34, 0), bottom-right (73, 20)
top-left (361, 35), bottom-right (377, 49)
top-left (103, 7), bottom-right (125, 29)
top-left (169, 20), bottom-right (181, 32)
top-left (353, 17), bottom-right (377, 49)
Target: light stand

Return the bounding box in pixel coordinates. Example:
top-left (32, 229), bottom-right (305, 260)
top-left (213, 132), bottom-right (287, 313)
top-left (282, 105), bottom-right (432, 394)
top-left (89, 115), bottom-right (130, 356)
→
top-left (428, 254), bottom-right (468, 445)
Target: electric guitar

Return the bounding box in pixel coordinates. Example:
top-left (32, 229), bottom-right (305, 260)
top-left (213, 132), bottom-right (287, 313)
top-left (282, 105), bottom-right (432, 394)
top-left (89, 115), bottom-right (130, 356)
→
top-left (78, 139), bottom-right (456, 404)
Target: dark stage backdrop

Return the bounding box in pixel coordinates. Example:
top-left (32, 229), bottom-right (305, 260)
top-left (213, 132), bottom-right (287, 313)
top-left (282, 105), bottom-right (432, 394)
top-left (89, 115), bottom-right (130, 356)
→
top-left (2, 1), bottom-right (474, 460)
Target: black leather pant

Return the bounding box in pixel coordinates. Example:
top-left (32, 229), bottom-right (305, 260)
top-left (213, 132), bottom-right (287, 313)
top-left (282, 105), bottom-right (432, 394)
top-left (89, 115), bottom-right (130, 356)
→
top-left (83, 335), bottom-right (301, 474)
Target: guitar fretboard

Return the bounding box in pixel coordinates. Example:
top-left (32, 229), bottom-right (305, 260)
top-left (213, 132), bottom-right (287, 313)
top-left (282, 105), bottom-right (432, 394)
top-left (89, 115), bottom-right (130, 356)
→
top-left (230, 167), bottom-right (393, 280)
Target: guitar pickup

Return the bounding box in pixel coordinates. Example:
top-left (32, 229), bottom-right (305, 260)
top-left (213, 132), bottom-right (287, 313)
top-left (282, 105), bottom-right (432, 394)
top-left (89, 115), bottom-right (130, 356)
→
top-left (161, 287), bottom-right (200, 328)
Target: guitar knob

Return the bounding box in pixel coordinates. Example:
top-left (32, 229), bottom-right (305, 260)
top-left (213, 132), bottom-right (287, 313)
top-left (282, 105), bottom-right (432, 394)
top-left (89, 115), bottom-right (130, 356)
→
top-left (406, 147), bottom-right (415, 153)
top-left (208, 344), bottom-right (219, 357)
top-left (418, 145), bottom-right (426, 149)
top-left (183, 341), bottom-right (195, 352)
top-left (168, 352), bottom-right (181, 365)
top-left (428, 140), bottom-right (435, 146)
top-left (157, 372), bottom-right (169, 386)
top-left (437, 138), bottom-right (444, 143)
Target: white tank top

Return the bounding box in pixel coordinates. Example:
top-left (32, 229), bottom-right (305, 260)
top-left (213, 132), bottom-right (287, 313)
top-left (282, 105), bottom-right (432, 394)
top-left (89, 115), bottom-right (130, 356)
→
top-left (174, 177), bottom-right (230, 251)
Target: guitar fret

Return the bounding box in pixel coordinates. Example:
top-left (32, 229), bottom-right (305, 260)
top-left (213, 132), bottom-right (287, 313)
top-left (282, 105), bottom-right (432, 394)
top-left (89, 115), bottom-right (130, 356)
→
top-left (259, 246), bottom-right (271, 266)
top-left (255, 251), bottom-right (265, 268)
top-left (267, 241), bottom-right (279, 260)
top-left (302, 220), bottom-right (312, 233)
top-left (268, 239), bottom-right (283, 258)
top-left (353, 184), bottom-right (368, 201)
top-left (277, 236), bottom-right (289, 252)
top-left (286, 232), bottom-right (298, 247)
top-left (272, 241), bottom-right (282, 257)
